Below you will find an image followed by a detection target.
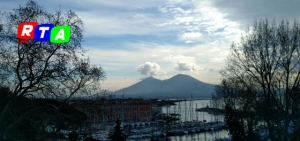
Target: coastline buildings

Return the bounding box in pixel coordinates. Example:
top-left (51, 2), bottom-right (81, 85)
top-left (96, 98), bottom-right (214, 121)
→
top-left (72, 98), bottom-right (154, 125)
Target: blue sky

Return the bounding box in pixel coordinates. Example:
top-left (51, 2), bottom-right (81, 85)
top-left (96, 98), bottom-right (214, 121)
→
top-left (1, 0), bottom-right (300, 91)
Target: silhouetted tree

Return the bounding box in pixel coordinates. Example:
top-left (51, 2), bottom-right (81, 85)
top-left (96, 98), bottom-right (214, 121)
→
top-left (84, 137), bottom-right (99, 141)
top-left (0, 0), bottom-right (105, 140)
top-left (214, 77), bottom-right (259, 141)
top-left (225, 104), bottom-right (246, 141)
top-left (69, 131), bottom-right (79, 141)
top-left (217, 19), bottom-right (300, 141)
top-left (110, 119), bottom-right (127, 141)
top-left (0, 86), bottom-right (87, 140)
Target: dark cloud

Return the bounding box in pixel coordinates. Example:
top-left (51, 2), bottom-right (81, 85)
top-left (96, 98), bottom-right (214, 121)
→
top-left (205, 0), bottom-right (300, 28)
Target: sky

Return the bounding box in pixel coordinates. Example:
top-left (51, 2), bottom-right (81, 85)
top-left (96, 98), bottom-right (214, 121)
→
top-left (1, 0), bottom-right (300, 91)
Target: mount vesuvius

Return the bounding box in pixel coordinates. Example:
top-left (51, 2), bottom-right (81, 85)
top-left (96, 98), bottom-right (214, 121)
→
top-left (116, 74), bottom-right (216, 99)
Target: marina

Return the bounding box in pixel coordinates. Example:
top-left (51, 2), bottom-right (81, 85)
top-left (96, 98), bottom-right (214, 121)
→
top-left (69, 99), bottom-right (230, 141)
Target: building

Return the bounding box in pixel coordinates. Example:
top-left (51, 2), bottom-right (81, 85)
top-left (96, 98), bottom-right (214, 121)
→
top-left (72, 98), bottom-right (153, 125)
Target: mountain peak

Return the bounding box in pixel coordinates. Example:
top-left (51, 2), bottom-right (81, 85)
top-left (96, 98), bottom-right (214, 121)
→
top-left (175, 73), bottom-right (189, 76)
top-left (117, 74), bottom-right (215, 99)
top-left (145, 76), bottom-right (155, 79)
top-left (172, 74), bottom-right (192, 78)
top-left (142, 76), bottom-right (160, 81)
top-left (168, 73), bottom-right (201, 82)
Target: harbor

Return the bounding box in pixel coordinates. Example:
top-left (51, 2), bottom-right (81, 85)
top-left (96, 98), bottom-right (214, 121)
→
top-left (65, 99), bottom-right (230, 141)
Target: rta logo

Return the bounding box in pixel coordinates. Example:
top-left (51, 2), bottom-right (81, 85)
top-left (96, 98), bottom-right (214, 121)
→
top-left (17, 21), bottom-right (71, 44)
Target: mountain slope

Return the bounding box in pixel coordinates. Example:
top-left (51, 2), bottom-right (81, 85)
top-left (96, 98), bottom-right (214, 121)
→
top-left (117, 74), bottom-right (215, 99)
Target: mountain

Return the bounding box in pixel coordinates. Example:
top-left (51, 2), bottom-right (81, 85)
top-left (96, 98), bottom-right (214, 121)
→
top-left (116, 74), bottom-right (216, 99)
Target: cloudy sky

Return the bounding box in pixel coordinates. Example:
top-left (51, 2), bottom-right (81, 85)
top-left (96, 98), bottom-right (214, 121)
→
top-left (1, 0), bottom-right (300, 91)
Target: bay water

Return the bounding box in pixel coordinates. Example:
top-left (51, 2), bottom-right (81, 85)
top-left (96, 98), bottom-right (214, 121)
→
top-left (162, 99), bottom-right (229, 141)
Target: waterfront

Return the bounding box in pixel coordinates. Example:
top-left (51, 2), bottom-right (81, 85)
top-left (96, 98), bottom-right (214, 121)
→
top-left (170, 131), bottom-right (228, 141)
top-left (59, 99), bottom-right (230, 141)
top-left (161, 99), bottom-right (221, 122)
top-left (161, 99), bottom-right (229, 141)
top-left (98, 99), bottom-right (229, 141)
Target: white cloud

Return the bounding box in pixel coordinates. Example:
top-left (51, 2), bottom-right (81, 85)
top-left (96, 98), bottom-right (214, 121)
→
top-left (158, 6), bottom-right (168, 13)
top-left (58, 0), bottom-right (164, 9)
top-left (178, 32), bottom-right (202, 43)
top-left (163, 55), bottom-right (196, 63)
top-left (1, 0), bottom-right (249, 91)
top-left (163, 55), bottom-right (206, 73)
top-left (19, 38), bottom-right (227, 91)
top-left (2, 0), bottom-right (299, 94)
top-left (175, 60), bottom-right (201, 73)
top-left (77, 11), bottom-right (178, 36)
top-left (136, 62), bottom-right (166, 77)
top-left (86, 42), bottom-right (229, 86)
top-left (158, 0), bottom-right (243, 44)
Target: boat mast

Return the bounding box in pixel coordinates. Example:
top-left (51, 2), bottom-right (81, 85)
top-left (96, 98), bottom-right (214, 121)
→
top-left (178, 101), bottom-right (181, 124)
top-left (174, 100), bottom-right (176, 114)
top-left (190, 94), bottom-right (192, 123)
top-left (191, 94), bottom-right (193, 123)
top-left (196, 103), bottom-right (198, 122)
top-left (185, 98), bottom-right (187, 122)
top-left (202, 102), bottom-right (204, 122)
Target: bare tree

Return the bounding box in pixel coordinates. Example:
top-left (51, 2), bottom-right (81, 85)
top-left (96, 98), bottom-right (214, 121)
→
top-left (0, 1), bottom-right (105, 140)
top-left (213, 75), bottom-right (259, 141)
top-left (218, 19), bottom-right (300, 141)
top-left (0, 1), bottom-right (105, 99)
